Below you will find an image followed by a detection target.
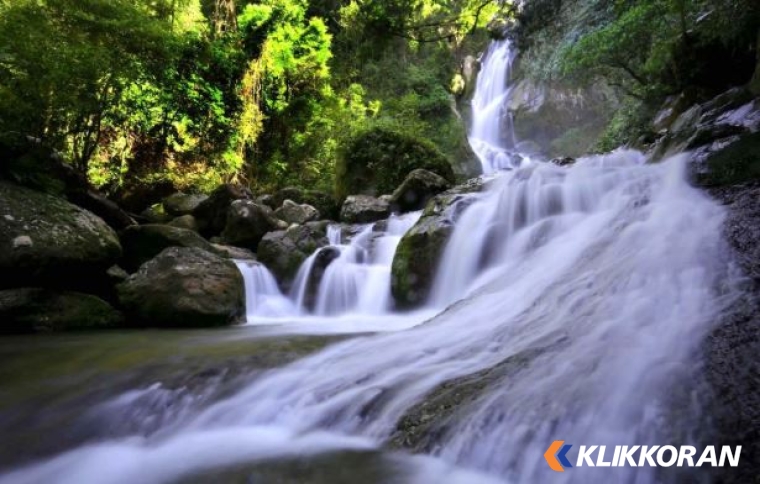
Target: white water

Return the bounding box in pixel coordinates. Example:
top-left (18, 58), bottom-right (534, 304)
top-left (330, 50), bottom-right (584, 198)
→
top-left (1, 152), bottom-right (739, 484)
top-left (0, 39), bottom-right (742, 483)
top-left (234, 211), bottom-right (431, 332)
top-left (469, 39), bottom-right (525, 174)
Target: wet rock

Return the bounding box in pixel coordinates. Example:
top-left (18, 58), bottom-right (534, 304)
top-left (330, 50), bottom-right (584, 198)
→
top-left (162, 193), bottom-right (208, 217)
top-left (391, 178), bottom-right (486, 308)
top-left (257, 223), bottom-right (329, 290)
top-left (340, 195), bottom-right (391, 224)
top-left (118, 247), bottom-right (244, 327)
top-left (221, 200), bottom-right (284, 250)
top-left (390, 169), bottom-right (451, 213)
top-left (0, 181), bottom-right (122, 289)
top-left (0, 288), bottom-right (123, 333)
top-left (550, 156), bottom-right (576, 166)
top-left (192, 184), bottom-right (252, 237)
top-left (297, 246), bottom-right (341, 311)
top-left (390, 346), bottom-right (553, 452)
top-left (704, 181), bottom-right (760, 484)
top-left (120, 224), bottom-right (216, 272)
top-left (274, 199), bottom-right (320, 225)
top-left (168, 214), bottom-right (199, 232)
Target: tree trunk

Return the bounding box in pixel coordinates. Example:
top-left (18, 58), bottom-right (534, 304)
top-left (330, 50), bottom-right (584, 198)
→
top-left (212, 0), bottom-right (237, 37)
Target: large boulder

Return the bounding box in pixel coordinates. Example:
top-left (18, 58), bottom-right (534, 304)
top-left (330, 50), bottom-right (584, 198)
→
top-left (163, 192), bottom-right (208, 217)
top-left (221, 200), bottom-right (284, 250)
top-left (118, 247), bottom-right (244, 327)
top-left (0, 288), bottom-right (123, 334)
top-left (257, 222), bottom-right (329, 290)
top-left (390, 169), bottom-right (452, 213)
top-left (192, 184), bottom-right (252, 237)
top-left (119, 224), bottom-right (217, 272)
top-left (0, 181), bottom-right (122, 289)
top-left (274, 199), bottom-right (320, 225)
top-left (340, 195), bottom-right (391, 224)
top-left (391, 178), bottom-right (487, 308)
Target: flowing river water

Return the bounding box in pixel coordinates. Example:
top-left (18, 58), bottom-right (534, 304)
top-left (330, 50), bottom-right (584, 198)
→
top-left (0, 41), bottom-right (744, 484)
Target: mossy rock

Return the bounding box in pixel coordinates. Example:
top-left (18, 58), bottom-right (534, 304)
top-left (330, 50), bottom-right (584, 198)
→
top-left (117, 247), bottom-right (244, 328)
top-left (0, 181), bottom-right (122, 289)
top-left (0, 288), bottom-right (123, 334)
top-left (697, 132), bottom-right (760, 187)
top-left (335, 127), bottom-right (455, 200)
top-left (257, 223), bottom-right (329, 291)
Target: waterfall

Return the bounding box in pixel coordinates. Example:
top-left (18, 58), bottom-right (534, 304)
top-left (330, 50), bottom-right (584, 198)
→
top-left (0, 41), bottom-right (742, 484)
top-left (235, 211), bottom-right (422, 324)
top-left (233, 260), bottom-right (295, 319)
top-left (469, 39), bottom-right (524, 174)
top-left (3, 151), bottom-right (739, 484)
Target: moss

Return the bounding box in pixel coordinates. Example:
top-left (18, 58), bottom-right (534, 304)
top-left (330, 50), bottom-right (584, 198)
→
top-left (335, 127), bottom-right (455, 200)
top-left (699, 132), bottom-right (760, 187)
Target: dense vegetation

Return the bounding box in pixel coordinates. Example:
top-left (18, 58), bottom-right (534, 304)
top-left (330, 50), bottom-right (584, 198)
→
top-left (514, 0), bottom-right (760, 151)
top-left (0, 0), bottom-right (508, 206)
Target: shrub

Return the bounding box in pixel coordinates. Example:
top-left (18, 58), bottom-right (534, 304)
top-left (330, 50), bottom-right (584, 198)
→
top-left (335, 125), bottom-right (455, 200)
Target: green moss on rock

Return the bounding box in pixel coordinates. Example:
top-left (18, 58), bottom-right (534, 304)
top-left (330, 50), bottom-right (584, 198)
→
top-left (0, 288), bottom-right (123, 333)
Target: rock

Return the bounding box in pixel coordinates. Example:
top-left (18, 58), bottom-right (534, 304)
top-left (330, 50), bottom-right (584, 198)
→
top-left (704, 181), bottom-right (760, 484)
top-left (550, 156), bottom-right (576, 166)
top-left (391, 178), bottom-right (486, 308)
top-left (298, 246), bottom-right (341, 311)
top-left (192, 184), bottom-right (252, 237)
top-left (117, 247), bottom-right (244, 327)
top-left (221, 200), bottom-right (283, 250)
top-left (751, 31), bottom-right (760, 96)
top-left (0, 288), bottom-right (123, 333)
top-left (340, 195), bottom-right (391, 224)
top-left (266, 187), bottom-right (340, 221)
top-left (211, 244), bottom-right (256, 260)
top-left (168, 214), bottom-right (199, 232)
top-left (507, 78), bottom-right (617, 158)
top-left (163, 193), bottom-right (209, 217)
top-left (390, 169), bottom-right (452, 213)
top-left (257, 223), bottom-right (329, 290)
top-left (274, 200), bottom-right (320, 225)
top-left (0, 181), bottom-right (122, 289)
top-left (139, 204), bottom-right (173, 224)
top-left (119, 224), bottom-right (217, 272)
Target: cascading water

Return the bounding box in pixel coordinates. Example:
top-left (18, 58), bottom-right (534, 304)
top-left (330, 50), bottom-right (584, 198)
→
top-left (235, 211), bottom-right (423, 326)
top-left (2, 151), bottom-right (739, 484)
top-left (468, 39), bottom-right (524, 174)
top-left (0, 41), bottom-right (743, 484)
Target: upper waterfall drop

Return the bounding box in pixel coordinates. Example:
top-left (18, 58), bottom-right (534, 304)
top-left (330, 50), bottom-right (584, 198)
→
top-left (468, 39), bottom-right (523, 174)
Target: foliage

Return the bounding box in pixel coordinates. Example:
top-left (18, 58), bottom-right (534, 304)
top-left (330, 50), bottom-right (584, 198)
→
top-left (0, 0), bottom-right (507, 202)
top-left (336, 125), bottom-right (455, 200)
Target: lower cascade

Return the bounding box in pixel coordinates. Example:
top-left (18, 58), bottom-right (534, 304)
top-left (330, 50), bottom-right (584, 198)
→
top-left (234, 211), bottom-right (424, 325)
top-left (1, 150), bottom-right (741, 483)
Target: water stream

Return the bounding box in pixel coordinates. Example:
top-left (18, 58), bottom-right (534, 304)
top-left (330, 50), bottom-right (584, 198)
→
top-left (0, 40), bottom-right (742, 484)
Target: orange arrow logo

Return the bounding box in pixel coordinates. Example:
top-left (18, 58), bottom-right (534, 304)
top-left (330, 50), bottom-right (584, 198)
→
top-left (545, 440), bottom-right (566, 472)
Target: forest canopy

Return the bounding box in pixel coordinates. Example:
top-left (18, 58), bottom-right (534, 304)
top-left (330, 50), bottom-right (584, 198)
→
top-left (0, 0), bottom-right (508, 200)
